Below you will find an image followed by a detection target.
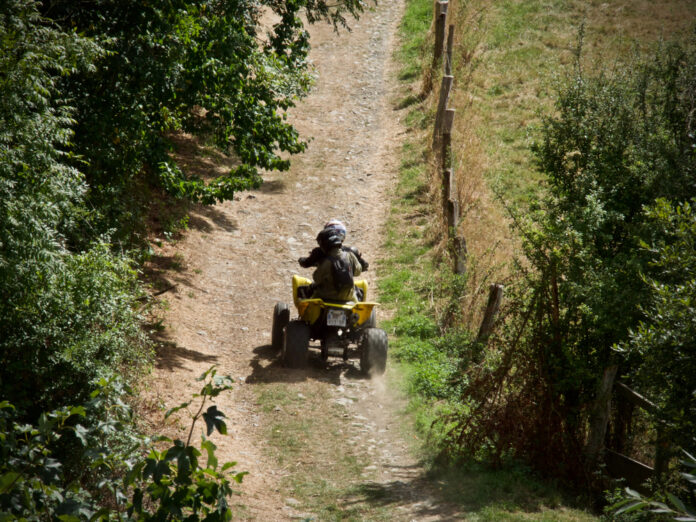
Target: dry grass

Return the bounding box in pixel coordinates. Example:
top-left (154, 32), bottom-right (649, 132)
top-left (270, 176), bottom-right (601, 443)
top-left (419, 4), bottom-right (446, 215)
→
top-left (421, 0), bottom-right (696, 329)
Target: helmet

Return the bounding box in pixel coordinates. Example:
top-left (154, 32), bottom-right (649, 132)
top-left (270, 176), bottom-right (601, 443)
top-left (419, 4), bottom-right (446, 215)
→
top-left (323, 219), bottom-right (346, 242)
top-left (326, 233), bottom-right (343, 248)
top-left (316, 220), bottom-right (345, 252)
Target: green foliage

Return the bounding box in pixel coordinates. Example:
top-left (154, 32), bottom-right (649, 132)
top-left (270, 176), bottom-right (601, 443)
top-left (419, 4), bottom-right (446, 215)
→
top-left (610, 449), bottom-right (696, 520)
top-left (0, 378), bottom-right (138, 519)
top-left (441, 35), bottom-right (696, 480)
top-left (128, 366), bottom-right (246, 521)
top-left (33, 0), bottom-right (372, 240)
top-left (394, 313), bottom-right (439, 339)
top-left (0, 0), bottom-right (150, 417)
top-left (622, 199), bottom-right (696, 451)
top-left (0, 367), bottom-right (245, 520)
top-left (0, 240), bottom-right (150, 417)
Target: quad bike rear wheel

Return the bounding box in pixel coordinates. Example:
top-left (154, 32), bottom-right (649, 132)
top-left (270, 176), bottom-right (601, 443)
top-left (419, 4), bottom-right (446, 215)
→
top-left (359, 328), bottom-right (388, 375)
top-left (283, 320), bottom-right (310, 368)
top-left (272, 302), bottom-right (290, 351)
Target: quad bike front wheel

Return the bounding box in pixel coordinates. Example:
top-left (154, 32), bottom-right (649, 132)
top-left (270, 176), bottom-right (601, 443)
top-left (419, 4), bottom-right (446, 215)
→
top-left (272, 302), bottom-right (290, 352)
top-left (283, 320), bottom-right (310, 368)
top-left (359, 328), bottom-right (388, 375)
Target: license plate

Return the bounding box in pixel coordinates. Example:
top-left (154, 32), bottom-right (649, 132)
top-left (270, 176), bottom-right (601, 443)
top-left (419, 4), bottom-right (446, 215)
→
top-left (326, 309), bottom-right (347, 327)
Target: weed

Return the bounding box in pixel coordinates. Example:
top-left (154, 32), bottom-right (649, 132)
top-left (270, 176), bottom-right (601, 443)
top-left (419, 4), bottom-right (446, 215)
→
top-left (170, 252), bottom-right (185, 271)
top-left (163, 214), bottom-right (190, 241)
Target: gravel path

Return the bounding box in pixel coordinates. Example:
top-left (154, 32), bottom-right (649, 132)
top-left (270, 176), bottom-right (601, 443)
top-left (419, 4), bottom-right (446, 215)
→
top-left (146, 2), bottom-right (458, 519)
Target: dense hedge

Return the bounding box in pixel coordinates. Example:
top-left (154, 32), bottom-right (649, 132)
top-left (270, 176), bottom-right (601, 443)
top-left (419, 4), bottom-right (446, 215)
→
top-left (1, 0), bottom-right (370, 516)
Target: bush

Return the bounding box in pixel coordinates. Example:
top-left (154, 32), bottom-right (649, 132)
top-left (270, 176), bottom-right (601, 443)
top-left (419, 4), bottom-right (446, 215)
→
top-left (622, 199), bottom-right (696, 451)
top-left (0, 0), bottom-right (150, 418)
top-left (440, 35), bottom-right (696, 481)
top-left (0, 367), bottom-right (245, 520)
top-left (393, 314), bottom-right (439, 339)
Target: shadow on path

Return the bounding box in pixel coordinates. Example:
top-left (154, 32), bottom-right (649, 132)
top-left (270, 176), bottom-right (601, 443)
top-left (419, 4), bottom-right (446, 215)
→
top-left (254, 179), bottom-right (286, 194)
top-left (343, 471), bottom-right (462, 520)
top-left (344, 462), bottom-right (589, 519)
top-left (244, 343), bottom-right (366, 385)
top-left (190, 204), bottom-right (239, 233)
top-left (153, 334), bottom-right (219, 371)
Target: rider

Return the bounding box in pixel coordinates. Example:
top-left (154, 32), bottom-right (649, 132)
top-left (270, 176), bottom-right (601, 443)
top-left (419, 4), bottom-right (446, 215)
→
top-left (298, 220), bottom-right (369, 271)
top-left (299, 220), bottom-right (364, 302)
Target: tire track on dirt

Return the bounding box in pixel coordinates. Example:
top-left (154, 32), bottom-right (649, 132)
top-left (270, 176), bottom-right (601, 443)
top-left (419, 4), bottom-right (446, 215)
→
top-left (146, 2), bottom-right (456, 519)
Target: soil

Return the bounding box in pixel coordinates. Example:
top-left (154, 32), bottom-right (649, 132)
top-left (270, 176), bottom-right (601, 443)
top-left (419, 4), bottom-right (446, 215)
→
top-left (145, 2), bottom-right (457, 519)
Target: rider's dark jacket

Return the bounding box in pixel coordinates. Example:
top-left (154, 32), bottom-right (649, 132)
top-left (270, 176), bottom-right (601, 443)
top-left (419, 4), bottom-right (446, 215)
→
top-left (299, 244), bottom-right (369, 271)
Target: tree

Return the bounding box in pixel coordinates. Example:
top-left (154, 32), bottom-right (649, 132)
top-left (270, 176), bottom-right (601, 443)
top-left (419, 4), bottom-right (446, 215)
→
top-left (1, 0), bottom-right (149, 418)
top-left (39, 0), bottom-right (373, 240)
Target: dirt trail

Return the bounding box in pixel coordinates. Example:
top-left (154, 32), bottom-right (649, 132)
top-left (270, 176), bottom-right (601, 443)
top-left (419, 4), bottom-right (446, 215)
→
top-left (147, 2), bottom-right (456, 519)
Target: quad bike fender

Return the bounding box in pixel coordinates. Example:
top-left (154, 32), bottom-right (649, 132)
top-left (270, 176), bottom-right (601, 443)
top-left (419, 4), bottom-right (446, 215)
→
top-left (292, 274), bottom-right (313, 308)
top-left (297, 300), bottom-right (377, 326)
top-left (292, 274), bottom-right (376, 326)
top-left (351, 302), bottom-right (377, 326)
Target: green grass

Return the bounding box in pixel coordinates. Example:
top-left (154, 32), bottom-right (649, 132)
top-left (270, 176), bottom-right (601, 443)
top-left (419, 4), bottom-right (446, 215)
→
top-left (471, 0), bottom-right (573, 208)
top-left (374, 0), bottom-right (600, 519)
top-left (396, 0), bottom-right (433, 81)
top-left (468, 0), bottom-right (696, 209)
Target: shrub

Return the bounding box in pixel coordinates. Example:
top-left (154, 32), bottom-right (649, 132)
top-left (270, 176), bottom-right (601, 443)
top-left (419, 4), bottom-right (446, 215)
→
top-left (0, 0), bottom-right (149, 417)
top-left (0, 367), bottom-right (245, 520)
top-left (440, 35), bottom-right (696, 482)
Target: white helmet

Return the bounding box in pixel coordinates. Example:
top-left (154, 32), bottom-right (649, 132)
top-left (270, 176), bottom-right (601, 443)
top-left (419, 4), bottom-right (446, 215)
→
top-left (323, 219), bottom-right (346, 241)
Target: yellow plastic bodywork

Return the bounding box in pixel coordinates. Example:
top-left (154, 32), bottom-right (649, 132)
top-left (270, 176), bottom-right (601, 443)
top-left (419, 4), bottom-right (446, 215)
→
top-left (292, 274), bottom-right (376, 326)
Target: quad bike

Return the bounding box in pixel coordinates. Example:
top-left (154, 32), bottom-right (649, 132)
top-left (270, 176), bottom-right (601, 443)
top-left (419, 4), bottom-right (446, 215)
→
top-left (271, 275), bottom-right (388, 375)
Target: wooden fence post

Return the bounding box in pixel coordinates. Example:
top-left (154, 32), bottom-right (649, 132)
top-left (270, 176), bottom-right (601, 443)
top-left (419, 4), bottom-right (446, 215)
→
top-left (433, 75), bottom-right (453, 149)
top-left (441, 108), bottom-right (455, 171)
top-left (446, 198), bottom-right (459, 237)
top-left (443, 168), bottom-right (455, 208)
top-left (453, 235), bottom-right (467, 275)
top-left (476, 284), bottom-right (503, 344)
top-left (445, 24), bottom-right (455, 75)
top-left (584, 365), bottom-right (619, 471)
top-left (433, 2), bottom-right (448, 67)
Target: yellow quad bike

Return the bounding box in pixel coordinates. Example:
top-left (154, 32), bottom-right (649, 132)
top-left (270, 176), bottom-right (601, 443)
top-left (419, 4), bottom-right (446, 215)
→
top-left (271, 275), bottom-right (388, 375)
